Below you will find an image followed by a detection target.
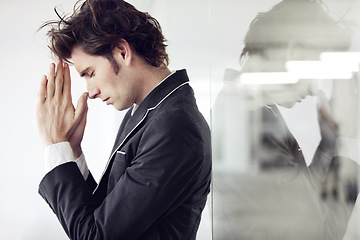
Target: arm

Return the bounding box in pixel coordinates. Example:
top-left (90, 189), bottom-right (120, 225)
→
top-left (39, 109), bottom-right (208, 239)
top-left (309, 84), bottom-right (360, 201)
top-left (37, 59), bottom-right (93, 185)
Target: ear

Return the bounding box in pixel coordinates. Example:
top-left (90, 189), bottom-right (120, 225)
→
top-left (115, 38), bottom-right (133, 67)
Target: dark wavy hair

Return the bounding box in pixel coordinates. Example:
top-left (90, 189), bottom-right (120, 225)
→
top-left (40, 0), bottom-right (169, 68)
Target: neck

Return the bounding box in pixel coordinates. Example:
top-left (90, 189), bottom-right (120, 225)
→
top-left (135, 65), bottom-right (172, 106)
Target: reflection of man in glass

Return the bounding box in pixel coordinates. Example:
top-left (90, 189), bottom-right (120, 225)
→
top-left (240, 0), bottom-right (356, 194)
top-left (212, 0), bottom-right (359, 239)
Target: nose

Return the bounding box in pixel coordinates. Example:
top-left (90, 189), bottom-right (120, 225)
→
top-left (86, 81), bottom-right (100, 99)
top-left (88, 88), bottom-right (100, 99)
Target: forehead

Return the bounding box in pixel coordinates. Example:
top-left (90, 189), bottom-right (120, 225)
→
top-left (71, 47), bottom-right (105, 74)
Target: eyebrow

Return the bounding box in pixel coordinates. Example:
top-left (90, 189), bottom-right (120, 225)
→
top-left (80, 67), bottom-right (92, 77)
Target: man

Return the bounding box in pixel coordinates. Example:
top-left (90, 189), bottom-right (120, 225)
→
top-left (36, 1), bottom-right (211, 239)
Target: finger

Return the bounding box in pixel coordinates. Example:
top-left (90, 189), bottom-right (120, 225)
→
top-left (37, 75), bottom-right (48, 104)
top-left (47, 63), bottom-right (56, 99)
top-left (55, 59), bottom-right (64, 97)
top-left (73, 92), bottom-right (89, 128)
top-left (316, 90), bottom-right (331, 117)
top-left (63, 62), bottom-right (72, 100)
top-left (77, 94), bottom-right (89, 128)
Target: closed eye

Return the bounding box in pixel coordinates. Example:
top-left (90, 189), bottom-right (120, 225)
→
top-left (80, 71), bottom-right (95, 78)
top-left (79, 67), bottom-right (94, 78)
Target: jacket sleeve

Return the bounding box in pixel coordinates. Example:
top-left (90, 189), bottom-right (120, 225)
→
top-left (38, 108), bottom-right (208, 240)
top-left (39, 163), bottom-right (102, 239)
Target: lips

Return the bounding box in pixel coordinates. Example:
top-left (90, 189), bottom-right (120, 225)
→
top-left (103, 97), bottom-right (110, 105)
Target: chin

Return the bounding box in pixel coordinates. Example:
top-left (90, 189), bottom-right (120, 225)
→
top-left (278, 102), bottom-right (296, 108)
top-left (113, 103), bottom-right (131, 112)
top-left (113, 105), bottom-right (124, 111)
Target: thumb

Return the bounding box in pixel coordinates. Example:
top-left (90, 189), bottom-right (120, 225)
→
top-left (316, 90), bottom-right (338, 144)
top-left (316, 90), bottom-right (332, 119)
top-left (74, 92), bottom-right (88, 124)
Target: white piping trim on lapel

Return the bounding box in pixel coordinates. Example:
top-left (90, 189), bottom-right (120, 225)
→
top-left (148, 81), bottom-right (189, 111)
top-left (93, 81), bottom-right (189, 193)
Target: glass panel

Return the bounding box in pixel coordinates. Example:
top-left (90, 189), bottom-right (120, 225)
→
top-left (211, 0), bottom-right (360, 239)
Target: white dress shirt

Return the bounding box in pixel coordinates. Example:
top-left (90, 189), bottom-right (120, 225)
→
top-left (44, 142), bottom-right (89, 179)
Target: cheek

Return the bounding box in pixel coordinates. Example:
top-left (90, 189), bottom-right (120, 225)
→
top-left (99, 76), bottom-right (119, 93)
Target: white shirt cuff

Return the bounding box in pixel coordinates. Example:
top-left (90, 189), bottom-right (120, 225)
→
top-left (75, 152), bottom-right (89, 180)
top-left (44, 142), bottom-right (89, 180)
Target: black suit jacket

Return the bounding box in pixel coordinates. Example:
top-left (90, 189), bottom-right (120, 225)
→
top-left (39, 69), bottom-right (212, 240)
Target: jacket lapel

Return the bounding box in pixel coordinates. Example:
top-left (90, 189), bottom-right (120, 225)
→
top-left (109, 69), bottom-right (190, 156)
top-left (93, 70), bottom-right (190, 195)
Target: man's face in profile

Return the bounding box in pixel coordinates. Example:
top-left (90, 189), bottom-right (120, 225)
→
top-left (71, 47), bottom-right (138, 111)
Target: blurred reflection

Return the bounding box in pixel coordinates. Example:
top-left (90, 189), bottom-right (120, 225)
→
top-left (212, 0), bottom-right (360, 239)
